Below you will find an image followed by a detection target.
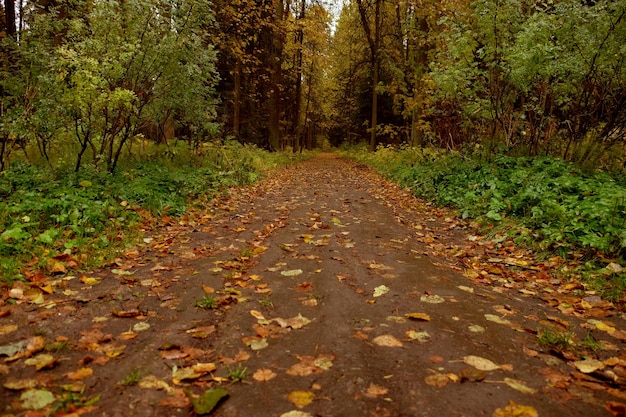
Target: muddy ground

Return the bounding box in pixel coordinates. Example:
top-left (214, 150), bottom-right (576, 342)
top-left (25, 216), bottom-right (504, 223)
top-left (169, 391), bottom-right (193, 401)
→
top-left (1, 153), bottom-right (625, 417)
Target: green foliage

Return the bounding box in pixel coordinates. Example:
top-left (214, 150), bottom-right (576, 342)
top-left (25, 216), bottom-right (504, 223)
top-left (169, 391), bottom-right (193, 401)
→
top-left (537, 327), bottom-right (575, 352)
top-left (117, 368), bottom-right (143, 386)
top-left (196, 295), bottom-right (218, 310)
top-left (0, 143), bottom-right (300, 284)
top-left (226, 364), bottom-right (248, 383)
top-left (1, 0), bottom-right (220, 172)
top-left (348, 146), bottom-right (626, 262)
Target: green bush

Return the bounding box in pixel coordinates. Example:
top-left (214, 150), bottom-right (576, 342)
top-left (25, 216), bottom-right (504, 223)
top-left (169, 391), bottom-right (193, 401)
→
top-left (0, 142), bottom-right (306, 284)
top-left (348, 146), bottom-right (626, 260)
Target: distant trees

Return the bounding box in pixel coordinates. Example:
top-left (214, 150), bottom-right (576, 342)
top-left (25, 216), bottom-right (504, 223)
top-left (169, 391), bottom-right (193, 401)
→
top-left (326, 0), bottom-right (626, 169)
top-left (1, 0), bottom-right (624, 170)
top-left (1, 0), bottom-right (219, 172)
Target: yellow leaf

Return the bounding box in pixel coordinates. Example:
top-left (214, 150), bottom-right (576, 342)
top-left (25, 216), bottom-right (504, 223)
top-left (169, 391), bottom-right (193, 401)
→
top-left (425, 374), bottom-right (450, 387)
top-left (80, 275), bottom-right (101, 285)
top-left (405, 312), bottom-right (431, 321)
top-left (572, 358), bottom-right (605, 373)
top-left (66, 367), bottom-right (93, 380)
top-left (287, 391), bottom-right (315, 408)
top-left (492, 401), bottom-right (538, 417)
top-left (0, 324), bottom-right (18, 335)
top-left (24, 354), bottom-right (57, 371)
top-left (372, 335), bottom-right (403, 347)
top-left (192, 363), bottom-right (217, 373)
top-left (588, 319), bottom-right (616, 333)
top-left (504, 378), bottom-right (537, 394)
top-left (463, 355), bottom-right (500, 371)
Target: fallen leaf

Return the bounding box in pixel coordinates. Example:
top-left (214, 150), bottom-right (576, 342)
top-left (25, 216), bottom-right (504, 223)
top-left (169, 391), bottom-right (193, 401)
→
top-left (421, 294), bottom-right (445, 304)
top-left (172, 367), bottom-right (202, 383)
top-left (133, 322), bottom-right (151, 332)
top-left (504, 378), bottom-right (537, 394)
top-left (192, 363), bottom-right (217, 373)
top-left (425, 374), bottom-right (450, 387)
top-left (4, 379), bottom-right (38, 390)
top-left (406, 330), bottom-right (430, 342)
top-left (457, 285), bottom-right (474, 293)
top-left (112, 307), bottom-right (141, 318)
top-left (24, 354), bottom-right (57, 370)
top-left (274, 314), bottom-right (311, 329)
top-left (287, 354), bottom-right (334, 376)
top-left (463, 355), bottom-right (500, 371)
top-left (373, 285), bottom-right (390, 297)
top-left (405, 312), bottom-right (431, 321)
top-left (0, 324), bottom-right (18, 335)
top-left (280, 411), bottom-right (313, 417)
top-left (485, 314), bottom-right (511, 325)
top-left (468, 325), bottom-right (485, 333)
top-left (364, 383), bottom-right (388, 398)
top-left (186, 388), bottom-right (229, 415)
top-left (80, 276), bottom-right (101, 285)
top-left (288, 390), bottom-right (315, 408)
top-left (66, 367), bottom-right (93, 380)
top-left (459, 368), bottom-right (486, 382)
top-left (281, 269), bottom-right (303, 277)
top-left (20, 389), bottom-right (56, 410)
top-left (185, 325), bottom-right (215, 338)
top-left (492, 401), bottom-right (538, 417)
top-left (372, 335), bottom-right (403, 347)
top-left (572, 358), bottom-right (605, 373)
top-left (111, 269), bottom-right (134, 276)
top-left (252, 368), bottom-right (277, 382)
top-left (243, 337), bottom-right (268, 351)
top-left (606, 401), bottom-right (626, 417)
top-left (139, 375), bottom-right (171, 391)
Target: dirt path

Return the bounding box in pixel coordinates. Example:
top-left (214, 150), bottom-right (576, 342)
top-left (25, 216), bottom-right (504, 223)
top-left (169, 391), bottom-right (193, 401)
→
top-left (1, 154), bottom-right (624, 417)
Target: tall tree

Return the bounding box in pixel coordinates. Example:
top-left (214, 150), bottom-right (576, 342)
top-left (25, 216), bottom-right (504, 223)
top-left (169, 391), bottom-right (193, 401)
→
top-left (355, 0), bottom-right (382, 150)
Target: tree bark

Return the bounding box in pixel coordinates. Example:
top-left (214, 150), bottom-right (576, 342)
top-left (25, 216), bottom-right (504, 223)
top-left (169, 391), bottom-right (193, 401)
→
top-left (268, 0), bottom-right (285, 151)
top-left (4, 0), bottom-right (17, 39)
top-left (356, 0), bottom-right (381, 151)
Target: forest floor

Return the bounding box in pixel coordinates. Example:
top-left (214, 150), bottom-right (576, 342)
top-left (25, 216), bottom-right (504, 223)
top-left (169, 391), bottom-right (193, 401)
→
top-left (1, 153), bottom-right (625, 417)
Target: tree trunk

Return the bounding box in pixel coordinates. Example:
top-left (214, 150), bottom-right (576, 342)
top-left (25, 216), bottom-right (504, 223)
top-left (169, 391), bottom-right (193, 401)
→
top-left (4, 0), bottom-right (16, 38)
top-left (292, 0), bottom-right (305, 152)
top-left (233, 58), bottom-right (241, 138)
top-left (268, 0), bottom-right (285, 151)
top-left (356, 0), bottom-right (381, 151)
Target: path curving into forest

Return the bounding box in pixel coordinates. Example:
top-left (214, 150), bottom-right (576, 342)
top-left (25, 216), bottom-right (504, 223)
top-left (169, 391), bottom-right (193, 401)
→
top-left (0, 153), bottom-right (624, 416)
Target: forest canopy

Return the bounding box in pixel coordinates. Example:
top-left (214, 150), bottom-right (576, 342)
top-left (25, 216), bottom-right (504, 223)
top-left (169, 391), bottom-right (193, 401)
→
top-left (1, 0), bottom-right (625, 171)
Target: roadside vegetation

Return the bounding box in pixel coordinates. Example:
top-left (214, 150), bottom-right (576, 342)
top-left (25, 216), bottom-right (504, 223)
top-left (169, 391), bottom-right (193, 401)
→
top-left (0, 142), bottom-right (308, 284)
top-left (346, 145), bottom-right (626, 302)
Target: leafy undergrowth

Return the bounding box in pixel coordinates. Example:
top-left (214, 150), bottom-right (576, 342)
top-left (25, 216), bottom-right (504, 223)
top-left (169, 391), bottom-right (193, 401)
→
top-left (345, 145), bottom-right (626, 304)
top-left (0, 142), bottom-right (309, 285)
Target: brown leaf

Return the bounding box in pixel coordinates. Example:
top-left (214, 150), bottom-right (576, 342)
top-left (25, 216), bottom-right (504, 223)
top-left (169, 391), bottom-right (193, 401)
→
top-left (252, 368), bottom-right (277, 382)
top-left (605, 401), bottom-right (626, 417)
top-left (492, 401), bottom-right (538, 417)
top-left (372, 335), bottom-right (403, 347)
top-left (111, 307), bottom-right (141, 318)
top-left (425, 374), bottom-right (450, 387)
top-left (364, 383), bottom-right (388, 398)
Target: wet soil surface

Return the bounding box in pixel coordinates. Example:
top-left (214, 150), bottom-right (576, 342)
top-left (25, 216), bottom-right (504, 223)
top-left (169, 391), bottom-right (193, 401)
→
top-left (1, 154), bottom-right (625, 417)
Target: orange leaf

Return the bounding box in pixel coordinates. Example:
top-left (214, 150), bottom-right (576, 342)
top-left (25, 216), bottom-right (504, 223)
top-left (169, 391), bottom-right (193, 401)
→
top-left (252, 368), bottom-right (277, 382)
top-left (66, 367), bottom-right (93, 380)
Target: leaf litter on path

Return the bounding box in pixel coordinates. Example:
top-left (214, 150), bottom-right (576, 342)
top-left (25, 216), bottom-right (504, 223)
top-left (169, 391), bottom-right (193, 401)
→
top-left (0, 154), bottom-right (619, 417)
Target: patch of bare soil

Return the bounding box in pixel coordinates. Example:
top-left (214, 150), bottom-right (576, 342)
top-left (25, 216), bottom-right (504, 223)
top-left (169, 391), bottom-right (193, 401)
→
top-left (1, 153), bottom-right (625, 417)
